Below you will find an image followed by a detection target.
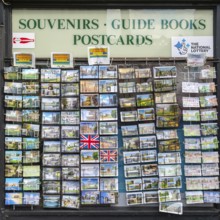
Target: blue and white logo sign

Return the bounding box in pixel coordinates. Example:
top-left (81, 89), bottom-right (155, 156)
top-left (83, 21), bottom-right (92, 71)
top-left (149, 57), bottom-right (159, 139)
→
top-left (172, 36), bottom-right (213, 57)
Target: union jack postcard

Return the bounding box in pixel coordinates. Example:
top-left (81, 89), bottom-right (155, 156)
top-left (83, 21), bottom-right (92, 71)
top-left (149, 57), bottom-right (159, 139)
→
top-left (100, 150), bottom-right (118, 163)
top-left (80, 135), bottom-right (100, 150)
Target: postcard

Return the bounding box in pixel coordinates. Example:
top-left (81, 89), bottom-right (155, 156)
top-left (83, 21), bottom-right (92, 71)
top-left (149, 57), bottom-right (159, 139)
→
top-left (80, 135), bottom-right (99, 150)
top-left (80, 94), bottom-right (99, 107)
top-left (202, 177), bottom-right (219, 190)
top-left (158, 189), bottom-right (181, 203)
top-left (100, 136), bottom-right (118, 149)
top-left (201, 136), bottom-right (219, 150)
top-left (186, 178), bottom-right (203, 190)
top-left (158, 165), bottom-right (181, 177)
top-left (61, 97), bottom-right (79, 110)
top-left (100, 178), bottom-right (118, 191)
top-left (126, 192), bottom-right (143, 205)
top-left (81, 178), bottom-right (99, 191)
top-left (182, 97), bottom-right (200, 108)
top-left (204, 191), bottom-right (220, 203)
top-left (139, 123), bottom-right (155, 135)
top-left (99, 80), bottom-right (117, 93)
top-left (159, 176), bottom-right (182, 189)
top-left (100, 150), bottom-right (118, 163)
top-left (183, 110), bottom-right (200, 121)
top-left (41, 83), bottom-right (60, 96)
top-left (156, 115), bottom-right (179, 128)
top-left (141, 150), bottom-right (157, 163)
top-left (41, 98), bottom-right (60, 110)
top-left (100, 163), bottom-right (118, 177)
top-left (81, 164), bottom-right (99, 177)
top-left (120, 97), bottom-right (136, 108)
top-left (5, 137), bottom-right (22, 150)
top-left (5, 110), bottom-right (22, 122)
top-left (23, 151), bottom-right (40, 164)
top-left (80, 65), bottom-right (98, 79)
top-left (62, 195), bottom-right (80, 209)
top-left (118, 67), bottom-right (135, 79)
top-left (200, 67), bottom-right (216, 79)
top-left (136, 81), bottom-right (153, 93)
top-left (184, 138), bottom-right (201, 150)
top-left (153, 66), bottom-right (177, 78)
top-left (99, 122), bottom-right (118, 135)
top-left (99, 65), bottom-right (117, 78)
top-left (22, 82), bottom-right (39, 94)
top-left (80, 122), bottom-right (98, 135)
top-left (62, 126), bottom-right (79, 138)
top-left (182, 82), bottom-right (199, 93)
top-left (5, 193), bottom-right (22, 205)
top-left (200, 95), bottom-right (218, 107)
top-left (138, 108), bottom-right (155, 121)
top-left (99, 108), bottom-right (117, 121)
top-left (43, 181), bottom-right (60, 194)
top-left (50, 52), bottom-right (73, 68)
top-left (23, 165), bottom-right (40, 177)
top-left (155, 92), bottom-right (177, 104)
top-left (5, 164), bottom-right (22, 177)
top-left (123, 137), bottom-right (139, 150)
top-left (81, 109), bottom-right (99, 121)
top-left (154, 79), bottom-right (176, 92)
top-left (119, 82), bottom-right (136, 93)
top-left (22, 96), bottom-right (40, 108)
top-left (81, 150), bottom-right (99, 163)
top-left (80, 80), bottom-right (98, 93)
top-left (41, 68), bottom-right (61, 82)
top-left (43, 141), bottom-right (60, 152)
top-left (123, 151), bottom-right (140, 164)
top-left (62, 167), bottom-right (79, 181)
top-left (100, 191), bottom-right (118, 204)
top-left (184, 165), bottom-right (201, 176)
top-left (23, 192), bottom-right (40, 205)
top-left (61, 111), bottom-right (79, 124)
top-left (5, 124), bottom-right (21, 136)
top-left (22, 123), bottom-right (40, 137)
top-left (4, 82), bottom-right (22, 94)
top-left (142, 177), bottom-right (158, 191)
top-left (185, 151), bottom-right (202, 163)
top-left (43, 153), bottom-right (60, 166)
top-left (184, 125), bottom-right (200, 136)
top-left (4, 66), bottom-right (21, 80)
top-left (88, 47), bottom-right (110, 66)
top-left (61, 69), bottom-right (79, 82)
top-left (5, 178), bottom-right (22, 191)
top-left (199, 82), bottom-right (216, 93)
top-left (120, 111), bottom-right (137, 122)
top-left (135, 67), bottom-right (152, 78)
top-left (62, 154), bottom-right (79, 167)
top-left (42, 112), bottom-right (60, 124)
top-left (159, 202), bottom-right (183, 215)
top-left (201, 123), bottom-right (218, 136)
top-left (140, 135), bottom-right (157, 149)
top-left (23, 178), bottom-right (40, 191)
top-left (142, 164), bottom-right (158, 176)
top-left (158, 152), bottom-right (181, 164)
top-left (137, 94), bottom-right (154, 107)
top-left (124, 165), bottom-right (141, 178)
top-left (202, 164), bottom-right (219, 176)
top-left (158, 139), bottom-right (180, 152)
top-left (62, 140), bottom-right (79, 153)
top-left (121, 125), bottom-right (138, 137)
top-left (187, 53), bottom-right (206, 67)
top-left (202, 152), bottom-right (219, 163)
top-left (62, 181), bottom-right (80, 194)
top-left (156, 129), bottom-right (178, 140)
top-left (22, 110), bottom-right (39, 123)
top-left (143, 191), bottom-right (158, 204)
top-left (81, 191), bottom-right (100, 205)
top-left (156, 104), bottom-right (179, 116)
top-left (43, 167), bottom-right (61, 180)
top-left (201, 108), bottom-right (218, 121)
top-left (100, 94), bottom-right (117, 107)
top-left (126, 178), bottom-right (142, 191)
top-left (43, 195), bottom-right (60, 208)
top-left (5, 95), bottom-right (22, 108)
top-left (22, 68), bottom-right (39, 80)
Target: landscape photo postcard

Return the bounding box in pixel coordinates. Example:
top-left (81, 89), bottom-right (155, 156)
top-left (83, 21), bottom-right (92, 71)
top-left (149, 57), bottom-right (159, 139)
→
top-left (62, 167), bottom-right (80, 181)
top-left (5, 110), bottom-right (22, 122)
top-left (202, 151), bottom-right (219, 163)
top-left (22, 68), bottom-right (39, 80)
top-left (22, 110), bottom-right (39, 123)
top-left (4, 82), bottom-right (22, 94)
top-left (41, 68), bottom-right (61, 82)
top-left (120, 97), bottom-right (136, 108)
top-left (80, 94), bottom-right (99, 107)
top-left (43, 167), bottom-right (61, 180)
top-left (23, 151), bottom-right (40, 164)
top-left (123, 136), bottom-right (139, 151)
top-left (61, 111), bottom-right (80, 124)
top-left (80, 80), bottom-right (99, 93)
top-left (43, 153), bottom-right (61, 166)
top-left (123, 151), bottom-right (140, 164)
top-left (120, 111), bottom-right (138, 122)
top-left (62, 195), bottom-right (80, 209)
top-left (159, 202), bottom-right (183, 215)
top-left (184, 138), bottom-right (201, 150)
top-left (5, 178), bottom-right (23, 191)
top-left (198, 82), bottom-right (216, 93)
top-left (43, 141), bottom-right (60, 152)
top-left (62, 140), bottom-right (79, 153)
top-left (43, 181), bottom-right (60, 194)
top-left (184, 165), bottom-right (202, 177)
top-left (201, 123), bottom-right (218, 136)
top-left (81, 178), bottom-right (99, 191)
top-left (125, 178), bottom-right (142, 191)
top-left (135, 67), bottom-right (152, 78)
top-left (183, 125), bottom-right (201, 137)
top-left (5, 193), bottom-right (23, 205)
top-left (126, 192), bottom-right (143, 206)
top-left (141, 164), bottom-right (158, 177)
top-left (80, 122), bottom-right (98, 135)
top-left (142, 177), bottom-right (158, 191)
top-left (62, 154), bottom-right (79, 167)
top-left (143, 191), bottom-right (159, 204)
top-left (136, 82), bottom-right (153, 93)
top-left (158, 165), bottom-right (181, 177)
top-left (201, 136), bottom-right (219, 150)
top-left (100, 178), bottom-right (118, 191)
top-left (139, 123), bottom-right (155, 135)
top-left (124, 165), bottom-right (141, 178)
top-left (200, 95), bottom-right (218, 107)
top-left (100, 191), bottom-right (118, 204)
top-left (158, 189), bottom-right (181, 203)
top-left (41, 83), bottom-right (60, 96)
top-left (182, 97), bottom-right (200, 108)
top-left (159, 176), bottom-right (182, 189)
top-left (187, 53), bottom-right (206, 67)
top-left (158, 139), bottom-right (180, 152)
top-left (186, 178), bottom-right (203, 190)
top-left (154, 79), bottom-right (176, 92)
top-left (81, 109), bottom-right (99, 121)
top-left (5, 124), bottom-right (21, 136)
top-left (81, 150), bottom-right (99, 163)
top-left (4, 66), bottom-right (21, 80)
top-left (204, 191), bottom-right (220, 203)
top-left (119, 82), bottom-right (136, 93)
top-left (62, 181), bottom-right (80, 194)
top-left (5, 164), bottom-right (22, 177)
top-left (137, 94), bottom-right (154, 107)
top-left (42, 112), bottom-right (60, 124)
top-left (202, 177), bottom-right (219, 190)
top-left (22, 96), bottom-right (40, 108)
top-left (183, 110), bottom-right (200, 121)
top-left (202, 164), bottom-right (219, 176)
top-left (23, 138), bottom-right (39, 150)
top-left (100, 94), bottom-right (117, 107)
top-left (99, 122), bottom-right (118, 135)
top-left (100, 163), bottom-right (118, 177)
top-left (61, 69), bottom-right (79, 82)
top-left (182, 82), bottom-right (199, 93)
top-left (141, 150), bottom-right (157, 163)
top-left (61, 126), bottom-right (79, 138)
top-left (99, 80), bottom-right (117, 93)
top-left (153, 66), bottom-right (177, 78)
top-left (118, 67), bottom-right (135, 79)
top-left (138, 108), bottom-right (155, 121)
top-left (200, 67), bottom-right (216, 79)
top-left (185, 151), bottom-right (202, 164)
top-left (43, 195), bottom-right (60, 208)
top-left (99, 136), bottom-right (118, 149)
top-left (41, 98), bottom-right (60, 110)
top-left (23, 165), bottom-right (40, 177)
top-left (158, 152), bottom-right (181, 165)
top-left (22, 82), bottom-right (39, 94)
top-left (140, 135), bottom-right (157, 149)
top-left (23, 192), bottom-right (40, 205)
top-left (5, 137), bottom-right (22, 150)
top-left (99, 108), bottom-right (117, 121)
top-left (61, 97), bottom-right (79, 110)
top-left (155, 92), bottom-right (177, 104)
top-left (121, 125), bottom-right (138, 137)
top-left (156, 115), bottom-right (179, 128)
top-left (200, 108), bottom-right (218, 121)
top-left (22, 124), bottom-right (40, 137)
top-left (80, 65), bottom-right (98, 79)
top-left (156, 129), bottom-right (178, 140)
top-left (156, 104), bottom-right (179, 116)
top-left (5, 95), bottom-right (22, 108)
top-left (81, 191), bottom-right (100, 205)
top-left (61, 83), bottom-right (79, 96)
top-left (81, 164), bottom-right (99, 177)
top-left (99, 65), bottom-right (117, 78)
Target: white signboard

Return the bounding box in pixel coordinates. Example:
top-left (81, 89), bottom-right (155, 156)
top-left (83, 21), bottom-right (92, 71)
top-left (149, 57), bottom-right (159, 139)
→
top-left (13, 33), bottom-right (35, 48)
